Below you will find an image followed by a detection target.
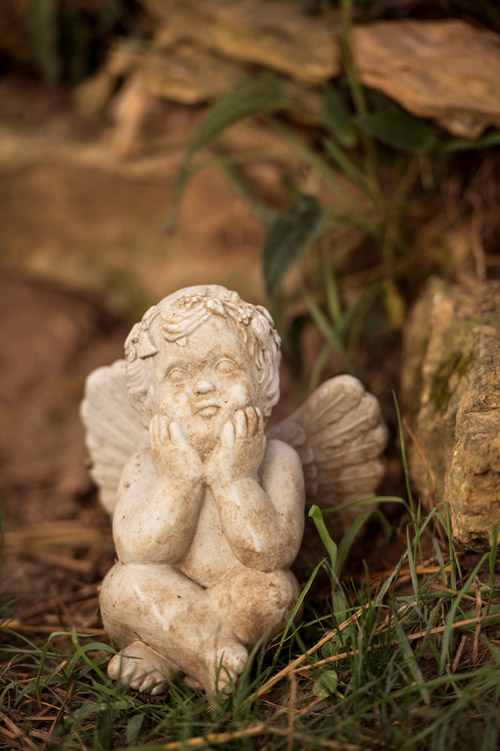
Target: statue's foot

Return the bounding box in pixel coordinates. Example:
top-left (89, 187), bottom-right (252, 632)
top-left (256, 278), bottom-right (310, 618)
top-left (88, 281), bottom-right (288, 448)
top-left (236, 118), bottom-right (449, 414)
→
top-left (108, 640), bottom-right (177, 695)
top-left (199, 641), bottom-right (248, 697)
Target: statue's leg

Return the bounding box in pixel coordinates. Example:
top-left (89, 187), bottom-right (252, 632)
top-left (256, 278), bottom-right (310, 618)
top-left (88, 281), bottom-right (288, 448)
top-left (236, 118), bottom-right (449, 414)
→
top-left (100, 561), bottom-right (248, 695)
top-left (210, 567), bottom-right (301, 645)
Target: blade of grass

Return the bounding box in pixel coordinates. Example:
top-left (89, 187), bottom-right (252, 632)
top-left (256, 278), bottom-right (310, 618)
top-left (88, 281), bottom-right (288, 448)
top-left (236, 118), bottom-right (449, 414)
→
top-left (392, 610), bottom-right (431, 704)
top-left (308, 505), bottom-right (338, 575)
top-left (439, 554), bottom-right (489, 674)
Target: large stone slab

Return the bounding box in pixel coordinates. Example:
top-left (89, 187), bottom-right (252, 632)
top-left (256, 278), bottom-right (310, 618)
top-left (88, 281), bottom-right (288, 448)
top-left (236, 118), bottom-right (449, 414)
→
top-left (353, 20), bottom-right (500, 139)
top-left (145, 0), bottom-right (339, 85)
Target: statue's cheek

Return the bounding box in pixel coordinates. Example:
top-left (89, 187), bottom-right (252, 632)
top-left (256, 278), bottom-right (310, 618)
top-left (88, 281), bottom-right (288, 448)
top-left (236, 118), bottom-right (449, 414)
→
top-left (227, 380), bottom-right (254, 407)
top-left (158, 390), bottom-right (188, 419)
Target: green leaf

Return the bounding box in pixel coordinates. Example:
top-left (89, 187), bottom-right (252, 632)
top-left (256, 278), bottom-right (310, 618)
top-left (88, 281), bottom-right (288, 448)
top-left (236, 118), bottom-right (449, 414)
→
top-left (442, 130), bottom-right (500, 152)
top-left (324, 86), bottom-right (358, 148)
top-left (29, 0), bottom-right (62, 83)
top-left (167, 73), bottom-right (282, 230)
top-left (217, 157), bottom-right (277, 225)
top-left (331, 590), bottom-right (349, 626)
top-left (323, 138), bottom-right (364, 187)
top-left (187, 73), bottom-right (282, 158)
top-left (313, 669), bottom-right (338, 698)
top-left (357, 111), bottom-right (436, 153)
top-left (393, 612), bottom-right (431, 705)
top-left (262, 194), bottom-right (323, 300)
top-left (272, 557), bottom-right (326, 667)
top-left (308, 504), bottom-right (338, 574)
top-left (126, 714), bottom-right (144, 745)
top-left (337, 509), bottom-right (390, 574)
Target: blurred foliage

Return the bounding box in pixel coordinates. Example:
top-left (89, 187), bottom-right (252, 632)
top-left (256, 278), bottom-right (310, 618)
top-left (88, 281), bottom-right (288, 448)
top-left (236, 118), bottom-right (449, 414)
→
top-left (171, 1), bottom-right (500, 390)
top-left (27, 0), bottom-right (137, 83)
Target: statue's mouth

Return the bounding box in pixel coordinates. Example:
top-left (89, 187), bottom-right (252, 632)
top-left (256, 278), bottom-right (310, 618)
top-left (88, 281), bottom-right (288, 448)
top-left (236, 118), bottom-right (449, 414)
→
top-left (196, 404), bottom-right (219, 417)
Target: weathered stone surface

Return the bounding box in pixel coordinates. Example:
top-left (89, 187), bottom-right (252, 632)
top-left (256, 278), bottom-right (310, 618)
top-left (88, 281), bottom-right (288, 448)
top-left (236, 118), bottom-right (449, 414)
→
top-left (402, 278), bottom-right (500, 549)
top-left (76, 40), bottom-right (323, 142)
top-left (353, 20), bottom-right (500, 139)
top-left (145, 0), bottom-right (339, 85)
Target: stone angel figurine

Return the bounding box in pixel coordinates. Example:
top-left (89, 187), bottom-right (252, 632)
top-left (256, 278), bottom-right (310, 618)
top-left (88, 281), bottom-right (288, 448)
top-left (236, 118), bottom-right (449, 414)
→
top-left (81, 285), bottom-right (387, 697)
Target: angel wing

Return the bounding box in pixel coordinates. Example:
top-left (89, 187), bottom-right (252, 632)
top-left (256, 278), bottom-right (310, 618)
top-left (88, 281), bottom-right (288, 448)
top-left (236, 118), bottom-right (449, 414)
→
top-left (80, 359), bottom-right (148, 514)
top-left (268, 374), bottom-right (388, 537)
top-left (82, 364), bottom-right (386, 547)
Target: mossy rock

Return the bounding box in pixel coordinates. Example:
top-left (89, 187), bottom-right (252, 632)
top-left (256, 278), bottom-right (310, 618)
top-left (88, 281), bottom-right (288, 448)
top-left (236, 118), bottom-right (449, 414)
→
top-left (402, 277), bottom-right (500, 549)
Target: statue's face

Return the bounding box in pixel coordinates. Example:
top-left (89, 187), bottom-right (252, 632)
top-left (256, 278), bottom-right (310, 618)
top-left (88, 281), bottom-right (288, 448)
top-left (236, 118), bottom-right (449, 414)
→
top-left (153, 316), bottom-right (261, 454)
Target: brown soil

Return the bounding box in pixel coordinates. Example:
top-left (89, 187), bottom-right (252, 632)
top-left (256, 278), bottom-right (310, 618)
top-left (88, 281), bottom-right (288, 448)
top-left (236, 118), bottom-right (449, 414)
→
top-left (0, 272), bottom-right (125, 599)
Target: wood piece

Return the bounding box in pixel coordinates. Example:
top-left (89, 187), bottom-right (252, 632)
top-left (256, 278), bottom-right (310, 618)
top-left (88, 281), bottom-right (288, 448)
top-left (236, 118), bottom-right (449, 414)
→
top-left (402, 277), bottom-right (500, 549)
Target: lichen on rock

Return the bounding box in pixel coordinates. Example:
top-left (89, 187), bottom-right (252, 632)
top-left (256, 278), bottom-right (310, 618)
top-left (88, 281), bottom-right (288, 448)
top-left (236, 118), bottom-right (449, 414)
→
top-left (402, 277), bottom-right (500, 549)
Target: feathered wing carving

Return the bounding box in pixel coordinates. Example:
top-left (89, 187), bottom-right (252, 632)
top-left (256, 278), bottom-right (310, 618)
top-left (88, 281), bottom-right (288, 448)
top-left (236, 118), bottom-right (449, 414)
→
top-left (81, 366), bottom-right (387, 553)
top-left (268, 375), bottom-right (388, 537)
top-left (80, 359), bottom-right (149, 515)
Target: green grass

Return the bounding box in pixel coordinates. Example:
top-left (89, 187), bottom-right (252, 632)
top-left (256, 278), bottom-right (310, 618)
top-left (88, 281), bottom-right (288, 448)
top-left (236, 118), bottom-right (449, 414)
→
top-left (2, 504), bottom-right (500, 750)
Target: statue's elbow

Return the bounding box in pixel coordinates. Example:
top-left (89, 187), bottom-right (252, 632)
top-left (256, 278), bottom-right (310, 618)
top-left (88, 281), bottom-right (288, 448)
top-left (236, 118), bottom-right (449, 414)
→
top-left (115, 531), bottom-right (186, 565)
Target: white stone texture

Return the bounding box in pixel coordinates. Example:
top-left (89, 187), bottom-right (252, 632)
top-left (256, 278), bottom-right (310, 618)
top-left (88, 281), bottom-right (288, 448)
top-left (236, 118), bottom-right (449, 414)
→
top-left (81, 285), bottom-right (386, 696)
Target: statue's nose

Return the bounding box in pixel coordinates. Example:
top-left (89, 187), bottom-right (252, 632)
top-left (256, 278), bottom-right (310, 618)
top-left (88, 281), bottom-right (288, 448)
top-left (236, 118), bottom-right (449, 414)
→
top-left (195, 379), bottom-right (215, 395)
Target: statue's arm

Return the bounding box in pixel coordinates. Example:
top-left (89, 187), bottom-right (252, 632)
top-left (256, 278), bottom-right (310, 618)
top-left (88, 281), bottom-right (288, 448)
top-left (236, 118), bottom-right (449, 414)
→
top-left (113, 448), bottom-right (204, 565)
top-left (209, 439), bottom-right (305, 571)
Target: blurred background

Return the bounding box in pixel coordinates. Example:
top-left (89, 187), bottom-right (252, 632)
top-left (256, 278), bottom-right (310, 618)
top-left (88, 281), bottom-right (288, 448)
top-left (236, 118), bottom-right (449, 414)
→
top-left (3, 0), bottom-right (500, 598)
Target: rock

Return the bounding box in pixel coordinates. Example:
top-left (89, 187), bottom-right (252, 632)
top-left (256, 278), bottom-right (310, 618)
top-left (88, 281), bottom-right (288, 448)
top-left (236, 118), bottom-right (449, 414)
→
top-left (145, 0), bottom-right (339, 85)
top-left (353, 20), bottom-right (500, 139)
top-left (76, 40), bottom-right (323, 144)
top-left (402, 277), bottom-right (500, 549)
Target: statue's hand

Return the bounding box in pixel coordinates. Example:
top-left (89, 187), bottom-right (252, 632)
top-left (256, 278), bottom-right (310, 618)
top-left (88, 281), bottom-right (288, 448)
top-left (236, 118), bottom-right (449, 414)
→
top-left (149, 416), bottom-right (203, 483)
top-left (205, 407), bottom-right (266, 486)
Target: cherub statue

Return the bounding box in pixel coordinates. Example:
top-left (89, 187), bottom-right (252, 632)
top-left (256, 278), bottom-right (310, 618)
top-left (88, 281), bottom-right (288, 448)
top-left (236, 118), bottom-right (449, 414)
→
top-left (81, 285), bottom-right (387, 697)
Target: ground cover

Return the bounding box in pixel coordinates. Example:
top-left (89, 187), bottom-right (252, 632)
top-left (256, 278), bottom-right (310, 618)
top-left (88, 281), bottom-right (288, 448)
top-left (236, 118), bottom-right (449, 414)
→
top-left (2, 496), bottom-right (500, 750)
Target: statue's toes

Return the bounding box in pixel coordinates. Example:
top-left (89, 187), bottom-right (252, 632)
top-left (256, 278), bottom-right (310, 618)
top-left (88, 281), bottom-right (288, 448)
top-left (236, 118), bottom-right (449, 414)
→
top-left (108, 653), bottom-right (143, 686)
top-left (107, 652), bottom-right (128, 681)
top-left (221, 643), bottom-right (248, 678)
top-left (184, 675), bottom-right (203, 690)
top-left (107, 641), bottom-right (175, 694)
top-left (134, 671), bottom-right (168, 695)
top-left (203, 642), bottom-right (248, 696)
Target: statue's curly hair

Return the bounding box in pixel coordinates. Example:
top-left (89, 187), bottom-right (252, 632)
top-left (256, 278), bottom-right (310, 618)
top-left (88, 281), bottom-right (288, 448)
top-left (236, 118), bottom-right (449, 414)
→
top-left (124, 286), bottom-right (281, 426)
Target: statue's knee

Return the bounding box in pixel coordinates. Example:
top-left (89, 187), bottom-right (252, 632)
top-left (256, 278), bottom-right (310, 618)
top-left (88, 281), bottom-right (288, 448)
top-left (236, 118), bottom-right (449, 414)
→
top-left (256, 570), bottom-right (299, 612)
top-left (222, 568), bottom-right (300, 642)
top-left (100, 562), bottom-right (131, 641)
top-left (231, 569), bottom-right (298, 608)
top-left (100, 562), bottom-right (125, 608)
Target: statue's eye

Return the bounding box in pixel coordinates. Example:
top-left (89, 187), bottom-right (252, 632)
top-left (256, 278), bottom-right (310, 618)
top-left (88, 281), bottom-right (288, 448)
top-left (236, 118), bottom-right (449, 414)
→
top-left (216, 358), bottom-right (236, 374)
top-left (166, 367), bottom-right (185, 384)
